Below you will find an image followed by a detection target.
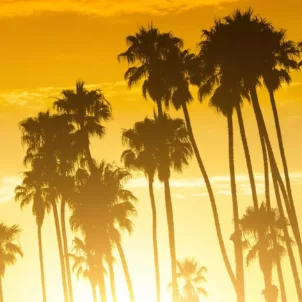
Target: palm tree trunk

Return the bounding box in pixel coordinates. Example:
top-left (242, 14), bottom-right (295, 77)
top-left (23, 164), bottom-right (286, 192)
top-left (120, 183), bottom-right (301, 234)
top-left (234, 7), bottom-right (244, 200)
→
top-left (52, 201), bottom-right (69, 302)
top-left (148, 175), bottom-right (161, 302)
top-left (276, 259), bottom-right (287, 302)
top-left (60, 199), bottom-right (74, 302)
top-left (271, 169), bottom-right (302, 301)
top-left (116, 241), bottom-right (135, 302)
top-left (163, 179), bottom-right (178, 302)
top-left (250, 86), bottom-right (302, 301)
top-left (90, 282), bottom-right (98, 302)
top-left (181, 103), bottom-right (237, 290)
top-left (0, 276), bottom-right (4, 302)
top-left (261, 260), bottom-right (274, 302)
top-left (107, 254), bottom-right (117, 302)
top-left (227, 114), bottom-right (245, 302)
top-left (269, 89), bottom-right (302, 264)
top-left (37, 225), bottom-right (47, 302)
top-left (261, 139), bottom-right (287, 302)
top-left (156, 100), bottom-right (164, 118)
top-left (98, 265), bottom-right (107, 302)
top-left (236, 104), bottom-right (259, 210)
top-left (261, 136), bottom-right (271, 207)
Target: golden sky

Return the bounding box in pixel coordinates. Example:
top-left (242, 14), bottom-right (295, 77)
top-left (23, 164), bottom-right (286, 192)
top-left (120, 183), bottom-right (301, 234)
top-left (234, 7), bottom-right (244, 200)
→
top-left (0, 0), bottom-right (302, 301)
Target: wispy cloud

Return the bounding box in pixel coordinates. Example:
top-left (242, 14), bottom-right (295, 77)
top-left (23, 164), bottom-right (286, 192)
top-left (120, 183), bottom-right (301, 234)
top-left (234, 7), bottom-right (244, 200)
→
top-left (127, 172), bottom-right (302, 197)
top-left (0, 0), bottom-right (237, 18)
top-left (0, 81), bottom-right (130, 111)
top-left (2, 171), bottom-right (301, 204)
top-left (0, 175), bottom-right (21, 203)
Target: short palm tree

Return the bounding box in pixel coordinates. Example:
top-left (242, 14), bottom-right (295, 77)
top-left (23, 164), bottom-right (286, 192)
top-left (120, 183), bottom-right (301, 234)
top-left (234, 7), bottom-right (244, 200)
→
top-left (70, 161), bottom-right (137, 302)
top-left (122, 117), bottom-right (160, 302)
top-left (15, 167), bottom-right (51, 302)
top-left (241, 202), bottom-right (291, 302)
top-left (176, 258), bottom-right (207, 302)
top-left (0, 223), bottom-right (23, 302)
top-left (69, 236), bottom-right (102, 302)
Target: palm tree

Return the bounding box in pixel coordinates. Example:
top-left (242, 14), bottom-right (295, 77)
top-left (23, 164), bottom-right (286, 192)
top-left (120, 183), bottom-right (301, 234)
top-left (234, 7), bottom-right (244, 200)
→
top-left (208, 80), bottom-right (248, 302)
top-left (0, 223), bottom-right (23, 302)
top-left (198, 9), bottom-right (302, 300)
top-left (122, 114), bottom-right (192, 301)
top-left (54, 81), bottom-right (112, 302)
top-left (70, 161), bottom-right (137, 302)
top-left (119, 28), bottom-right (237, 296)
top-left (240, 203), bottom-right (290, 302)
top-left (19, 112), bottom-right (72, 302)
top-left (118, 25), bottom-right (183, 117)
top-left (69, 236), bottom-right (101, 302)
top-left (54, 80), bottom-right (112, 172)
top-left (262, 31), bottom-right (302, 265)
top-left (176, 258), bottom-right (207, 302)
top-left (15, 168), bottom-right (51, 302)
top-left (115, 240), bottom-right (135, 302)
top-left (121, 118), bottom-right (160, 302)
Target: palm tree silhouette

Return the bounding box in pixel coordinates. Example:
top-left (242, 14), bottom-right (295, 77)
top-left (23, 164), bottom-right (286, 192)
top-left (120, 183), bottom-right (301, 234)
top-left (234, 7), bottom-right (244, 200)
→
top-left (118, 25), bottom-right (183, 118)
top-left (240, 202), bottom-right (291, 302)
top-left (54, 81), bottom-right (112, 173)
top-left (0, 223), bottom-right (23, 302)
top-left (69, 236), bottom-right (102, 302)
top-left (70, 161), bottom-right (137, 302)
top-left (198, 9), bottom-right (302, 300)
top-left (208, 80), bottom-right (248, 302)
top-left (175, 258), bottom-right (207, 302)
top-left (122, 114), bottom-right (192, 302)
top-left (52, 81), bottom-right (111, 302)
top-left (19, 112), bottom-right (73, 302)
top-left (262, 28), bottom-right (302, 261)
top-left (15, 167), bottom-right (51, 302)
top-left (119, 28), bottom-right (238, 297)
top-left (122, 117), bottom-right (161, 302)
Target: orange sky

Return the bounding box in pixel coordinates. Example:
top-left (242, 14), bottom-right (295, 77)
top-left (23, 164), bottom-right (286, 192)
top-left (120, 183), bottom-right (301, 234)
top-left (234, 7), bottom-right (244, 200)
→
top-left (0, 0), bottom-right (302, 301)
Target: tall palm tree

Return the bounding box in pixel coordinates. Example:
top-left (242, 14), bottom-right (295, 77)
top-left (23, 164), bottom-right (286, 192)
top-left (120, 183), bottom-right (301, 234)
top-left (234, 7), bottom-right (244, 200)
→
top-left (176, 258), bottom-right (207, 302)
top-left (54, 81), bottom-right (112, 302)
top-left (198, 9), bottom-right (302, 300)
top-left (19, 112), bottom-right (72, 302)
top-left (118, 25), bottom-right (183, 117)
top-left (122, 114), bottom-right (192, 301)
top-left (69, 236), bottom-right (101, 302)
top-left (262, 31), bottom-right (301, 264)
top-left (0, 223), bottom-right (23, 302)
top-left (121, 118), bottom-right (160, 302)
top-left (54, 81), bottom-right (112, 172)
top-left (208, 81), bottom-right (247, 302)
top-left (115, 240), bottom-right (135, 302)
top-left (15, 168), bottom-right (51, 302)
top-left (240, 203), bottom-right (291, 302)
top-left (119, 28), bottom-right (237, 295)
top-left (70, 162), bottom-right (137, 302)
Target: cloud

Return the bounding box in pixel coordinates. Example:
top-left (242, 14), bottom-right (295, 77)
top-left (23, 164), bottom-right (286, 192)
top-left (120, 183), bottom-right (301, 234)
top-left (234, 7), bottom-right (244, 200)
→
top-left (0, 81), bottom-right (131, 112)
top-left (0, 0), bottom-right (237, 17)
top-left (127, 172), bottom-right (302, 197)
top-left (0, 175), bottom-right (22, 203)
